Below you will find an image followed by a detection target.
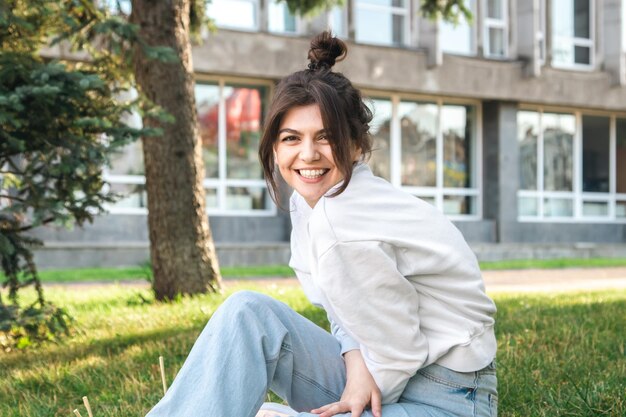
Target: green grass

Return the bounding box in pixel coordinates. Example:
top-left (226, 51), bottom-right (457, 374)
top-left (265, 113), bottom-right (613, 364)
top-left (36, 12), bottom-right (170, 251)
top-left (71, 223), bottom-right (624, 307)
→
top-left (479, 257), bottom-right (626, 270)
top-left (26, 258), bottom-right (626, 284)
top-left (1, 285), bottom-right (624, 417)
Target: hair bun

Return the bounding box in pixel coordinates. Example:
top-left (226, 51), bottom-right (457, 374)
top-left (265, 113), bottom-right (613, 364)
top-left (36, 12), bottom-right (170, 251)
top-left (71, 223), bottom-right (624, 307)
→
top-left (307, 31), bottom-right (347, 71)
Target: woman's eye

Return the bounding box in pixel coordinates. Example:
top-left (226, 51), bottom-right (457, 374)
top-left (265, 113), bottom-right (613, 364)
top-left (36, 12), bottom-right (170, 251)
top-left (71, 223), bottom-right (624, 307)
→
top-left (281, 136), bottom-right (298, 142)
top-left (317, 135), bottom-right (329, 142)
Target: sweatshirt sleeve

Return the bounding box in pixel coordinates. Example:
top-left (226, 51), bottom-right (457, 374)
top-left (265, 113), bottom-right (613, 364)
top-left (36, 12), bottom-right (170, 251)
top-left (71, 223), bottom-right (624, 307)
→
top-left (329, 315), bottom-right (360, 355)
top-left (313, 240), bottom-right (429, 404)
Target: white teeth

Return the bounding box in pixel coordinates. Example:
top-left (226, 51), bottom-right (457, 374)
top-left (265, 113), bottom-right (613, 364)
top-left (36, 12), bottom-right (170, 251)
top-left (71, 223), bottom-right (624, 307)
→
top-left (299, 169), bottom-right (326, 179)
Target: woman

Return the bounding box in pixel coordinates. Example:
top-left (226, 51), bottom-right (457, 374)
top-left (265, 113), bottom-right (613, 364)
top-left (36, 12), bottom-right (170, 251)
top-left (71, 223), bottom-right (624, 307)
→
top-left (146, 31), bottom-right (497, 417)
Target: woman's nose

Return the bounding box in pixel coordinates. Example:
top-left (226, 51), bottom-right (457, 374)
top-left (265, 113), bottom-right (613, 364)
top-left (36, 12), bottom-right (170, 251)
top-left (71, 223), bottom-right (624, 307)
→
top-left (299, 139), bottom-right (320, 162)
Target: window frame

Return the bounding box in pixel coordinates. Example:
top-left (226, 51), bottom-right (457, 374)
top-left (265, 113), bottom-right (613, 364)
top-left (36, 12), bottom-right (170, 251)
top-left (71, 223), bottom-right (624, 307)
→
top-left (353, 0), bottom-right (411, 47)
top-left (482, 0), bottom-right (509, 59)
top-left (267, 0), bottom-right (303, 35)
top-left (550, 0), bottom-right (596, 71)
top-left (517, 105), bottom-right (626, 223)
top-left (363, 90), bottom-right (483, 221)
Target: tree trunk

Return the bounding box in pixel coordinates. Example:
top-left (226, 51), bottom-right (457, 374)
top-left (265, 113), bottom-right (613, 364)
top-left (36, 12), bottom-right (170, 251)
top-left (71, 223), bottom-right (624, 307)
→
top-left (131, 0), bottom-right (221, 300)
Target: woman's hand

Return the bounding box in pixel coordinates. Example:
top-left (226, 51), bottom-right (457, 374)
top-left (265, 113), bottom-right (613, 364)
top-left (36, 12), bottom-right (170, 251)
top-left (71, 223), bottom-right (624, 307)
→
top-left (311, 350), bottom-right (382, 417)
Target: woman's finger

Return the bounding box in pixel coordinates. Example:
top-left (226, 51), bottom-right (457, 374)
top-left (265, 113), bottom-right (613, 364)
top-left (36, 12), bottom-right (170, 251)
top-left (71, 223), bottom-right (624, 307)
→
top-left (370, 390), bottom-right (382, 417)
top-left (315, 402), bottom-right (351, 417)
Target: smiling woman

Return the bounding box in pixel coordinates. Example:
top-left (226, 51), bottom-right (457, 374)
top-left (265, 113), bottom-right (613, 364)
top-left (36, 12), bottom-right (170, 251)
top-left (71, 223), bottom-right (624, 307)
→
top-left (144, 31), bottom-right (498, 417)
top-left (274, 104), bottom-right (359, 207)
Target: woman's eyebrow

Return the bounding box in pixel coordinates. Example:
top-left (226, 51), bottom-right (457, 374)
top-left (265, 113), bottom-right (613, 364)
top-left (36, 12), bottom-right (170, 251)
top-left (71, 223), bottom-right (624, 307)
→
top-left (278, 128), bottom-right (328, 135)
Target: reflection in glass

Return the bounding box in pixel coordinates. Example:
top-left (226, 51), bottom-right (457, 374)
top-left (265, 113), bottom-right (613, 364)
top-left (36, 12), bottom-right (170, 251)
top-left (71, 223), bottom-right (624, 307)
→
top-left (207, 0), bottom-right (257, 30)
top-left (543, 198), bottom-right (573, 217)
top-left (582, 115), bottom-right (610, 192)
top-left (109, 182), bottom-right (147, 209)
top-left (582, 201), bottom-right (608, 216)
top-left (442, 105), bottom-right (473, 188)
top-left (226, 186), bottom-right (267, 210)
top-left (399, 102), bottom-right (437, 186)
top-left (355, 8), bottom-right (405, 46)
top-left (368, 99), bottom-right (392, 180)
top-left (268, 0), bottom-right (296, 33)
top-left (443, 195), bottom-right (475, 215)
top-left (330, 7), bottom-right (347, 37)
top-left (109, 141), bottom-right (144, 176)
top-left (518, 111), bottom-right (539, 190)
top-left (196, 83), bottom-right (220, 178)
top-left (518, 197), bottom-right (538, 216)
top-left (224, 86), bottom-right (265, 180)
top-left (616, 119), bottom-right (626, 193)
top-left (543, 113), bottom-right (574, 191)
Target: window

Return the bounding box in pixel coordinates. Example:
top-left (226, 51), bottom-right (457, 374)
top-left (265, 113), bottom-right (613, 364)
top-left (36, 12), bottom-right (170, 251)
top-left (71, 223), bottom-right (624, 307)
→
top-left (354, 0), bottom-right (409, 46)
top-left (369, 99), bottom-right (393, 181)
top-left (366, 95), bottom-right (480, 218)
top-left (518, 109), bottom-right (626, 222)
top-left (483, 0), bottom-right (508, 58)
top-left (440, 0), bottom-right (476, 55)
top-left (268, 0), bottom-right (298, 34)
top-left (106, 80), bottom-right (273, 215)
top-left (196, 81), bottom-right (273, 214)
top-left (207, 0), bottom-right (259, 31)
top-left (329, 6), bottom-right (348, 37)
top-left (551, 0), bottom-right (594, 69)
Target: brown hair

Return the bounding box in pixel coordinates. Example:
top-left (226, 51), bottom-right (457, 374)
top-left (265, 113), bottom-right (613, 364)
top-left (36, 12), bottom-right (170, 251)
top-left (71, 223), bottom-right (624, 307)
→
top-left (259, 31), bottom-right (373, 206)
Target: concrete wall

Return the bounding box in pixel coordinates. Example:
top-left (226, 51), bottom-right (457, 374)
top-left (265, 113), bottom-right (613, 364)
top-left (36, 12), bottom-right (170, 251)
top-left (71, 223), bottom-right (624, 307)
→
top-left (193, 30), bottom-right (626, 111)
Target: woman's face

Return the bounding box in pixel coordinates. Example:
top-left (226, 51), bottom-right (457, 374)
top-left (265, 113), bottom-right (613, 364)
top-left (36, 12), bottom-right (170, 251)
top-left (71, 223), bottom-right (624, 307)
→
top-left (274, 104), bottom-right (354, 208)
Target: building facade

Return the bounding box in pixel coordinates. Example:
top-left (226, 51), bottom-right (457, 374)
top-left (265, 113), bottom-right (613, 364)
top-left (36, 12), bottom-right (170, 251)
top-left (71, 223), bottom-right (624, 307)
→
top-left (33, 0), bottom-right (626, 268)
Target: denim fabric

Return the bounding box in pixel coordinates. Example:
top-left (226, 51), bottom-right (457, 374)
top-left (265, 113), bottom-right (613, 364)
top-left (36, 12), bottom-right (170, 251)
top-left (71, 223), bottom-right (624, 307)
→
top-left (145, 291), bottom-right (497, 417)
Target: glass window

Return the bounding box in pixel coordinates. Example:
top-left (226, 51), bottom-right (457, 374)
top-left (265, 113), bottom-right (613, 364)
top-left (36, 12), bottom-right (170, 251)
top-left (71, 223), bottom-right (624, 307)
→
top-left (543, 113), bottom-right (575, 191)
top-left (368, 99), bottom-right (393, 181)
top-left (109, 182), bottom-right (147, 209)
top-left (399, 102), bottom-right (437, 186)
top-left (543, 197), bottom-right (574, 217)
top-left (442, 105), bottom-right (474, 188)
top-left (268, 0), bottom-right (297, 33)
top-left (616, 118), bottom-right (626, 194)
top-left (207, 0), bottom-right (258, 30)
top-left (582, 115), bottom-right (610, 192)
top-left (223, 86), bottom-right (266, 180)
top-left (440, 1), bottom-right (475, 55)
top-left (617, 201), bottom-right (626, 217)
top-left (330, 6), bottom-right (347, 37)
top-left (538, 0), bottom-right (546, 62)
top-left (196, 84), bottom-right (221, 178)
top-left (484, 0), bottom-right (508, 58)
top-left (552, 0), bottom-right (593, 67)
top-left (355, 0), bottom-right (408, 46)
top-left (195, 81), bottom-right (271, 212)
top-left (518, 196), bottom-right (539, 216)
top-left (443, 195), bottom-right (477, 215)
top-left (518, 111), bottom-right (539, 190)
top-left (582, 201), bottom-right (608, 216)
top-left (226, 186), bottom-right (267, 210)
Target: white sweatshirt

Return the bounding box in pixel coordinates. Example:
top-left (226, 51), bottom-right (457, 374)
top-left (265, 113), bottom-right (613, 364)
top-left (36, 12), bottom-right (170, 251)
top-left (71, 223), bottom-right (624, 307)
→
top-left (289, 163), bottom-right (497, 404)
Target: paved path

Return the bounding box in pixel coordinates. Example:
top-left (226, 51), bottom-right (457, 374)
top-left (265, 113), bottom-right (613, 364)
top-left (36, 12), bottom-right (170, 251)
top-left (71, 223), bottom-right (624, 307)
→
top-left (44, 267), bottom-right (626, 293)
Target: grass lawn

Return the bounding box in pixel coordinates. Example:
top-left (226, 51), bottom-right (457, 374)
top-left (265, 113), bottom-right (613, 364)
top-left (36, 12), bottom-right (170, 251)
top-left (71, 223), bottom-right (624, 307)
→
top-left (24, 257), bottom-right (626, 284)
top-left (1, 285), bottom-right (624, 417)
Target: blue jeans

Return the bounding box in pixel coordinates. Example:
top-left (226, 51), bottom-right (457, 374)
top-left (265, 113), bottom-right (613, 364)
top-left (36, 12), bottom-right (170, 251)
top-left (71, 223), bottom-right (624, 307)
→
top-left (145, 291), bottom-right (498, 417)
